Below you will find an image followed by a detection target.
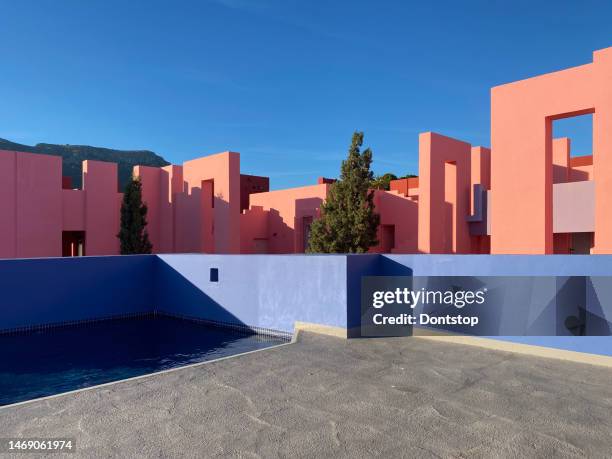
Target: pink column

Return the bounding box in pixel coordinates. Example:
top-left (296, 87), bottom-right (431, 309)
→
top-left (240, 206), bottom-right (269, 253)
top-left (593, 47), bottom-right (612, 253)
top-left (16, 152), bottom-right (63, 257)
top-left (62, 189), bottom-right (85, 231)
top-left (417, 132), bottom-right (471, 254)
top-left (0, 151), bottom-right (17, 258)
top-left (181, 152), bottom-right (241, 253)
top-left (134, 166), bottom-right (161, 252)
top-left (201, 180), bottom-right (214, 253)
top-left (83, 160), bottom-right (120, 255)
top-left (552, 138), bottom-right (570, 184)
top-left (470, 146), bottom-right (491, 214)
top-left (159, 165), bottom-right (183, 253)
top-left (490, 57), bottom-right (597, 254)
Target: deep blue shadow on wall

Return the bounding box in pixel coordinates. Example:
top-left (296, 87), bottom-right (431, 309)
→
top-left (154, 257), bottom-right (249, 329)
top-left (0, 255), bottom-right (154, 331)
top-left (379, 256), bottom-right (415, 277)
top-left (586, 277), bottom-right (612, 336)
top-left (346, 255), bottom-right (414, 337)
top-left (1, 254), bottom-right (612, 357)
top-left (413, 275), bottom-right (589, 337)
top-left (355, 257), bottom-right (612, 342)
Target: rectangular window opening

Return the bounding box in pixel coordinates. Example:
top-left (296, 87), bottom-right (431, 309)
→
top-left (553, 113), bottom-right (593, 158)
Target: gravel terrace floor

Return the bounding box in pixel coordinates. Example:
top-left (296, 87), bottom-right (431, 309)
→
top-left (1, 332), bottom-right (612, 458)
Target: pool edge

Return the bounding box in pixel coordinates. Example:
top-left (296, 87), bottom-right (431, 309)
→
top-left (0, 338), bottom-right (293, 411)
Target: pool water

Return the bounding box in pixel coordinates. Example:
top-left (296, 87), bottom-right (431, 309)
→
top-left (0, 315), bottom-right (286, 406)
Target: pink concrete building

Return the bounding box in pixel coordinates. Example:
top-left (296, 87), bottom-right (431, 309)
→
top-left (490, 47), bottom-right (610, 255)
top-left (0, 150), bottom-right (121, 258)
top-left (1, 46), bottom-right (610, 257)
top-left (0, 150), bottom-right (269, 258)
top-left (240, 183), bottom-right (329, 254)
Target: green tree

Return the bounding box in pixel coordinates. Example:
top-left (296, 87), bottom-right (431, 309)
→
top-left (307, 132), bottom-right (380, 253)
top-left (371, 172), bottom-right (398, 190)
top-left (117, 177), bottom-right (153, 254)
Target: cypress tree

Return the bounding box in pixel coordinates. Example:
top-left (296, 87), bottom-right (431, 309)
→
top-left (307, 131), bottom-right (380, 253)
top-left (117, 177), bottom-right (153, 254)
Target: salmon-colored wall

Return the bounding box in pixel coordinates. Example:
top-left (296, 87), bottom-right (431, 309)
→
top-left (240, 206), bottom-right (269, 254)
top-left (0, 152), bottom-right (125, 259)
top-left (159, 165), bottom-right (183, 253)
top-left (134, 166), bottom-right (161, 251)
top-left (552, 138), bottom-right (571, 184)
top-left (0, 151), bottom-right (63, 258)
top-left (390, 177), bottom-right (419, 197)
top-left (173, 192), bottom-right (196, 253)
top-left (62, 190), bottom-right (85, 231)
top-left (179, 152), bottom-right (241, 254)
top-left (569, 155), bottom-right (593, 181)
top-left (592, 48), bottom-right (612, 253)
top-left (240, 174), bottom-right (269, 212)
top-left (249, 184), bottom-right (329, 253)
top-left (470, 146), bottom-right (491, 216)
top-left (551, 139), bottom-right (571, 254)
top-left (471, 147), bottom-right (491, 190)
top-left (0, 151), bottom-right (17, 258)
top-left (136, 155), bottom-right (243, 255)
top-left (83, 160), bottom-right (121, 255)
top-left (418, 132), bottom-right (471, 254)
top-left (14, 152), bottom-right (63, 258)
top-left (551, 140), bottom-right (595, 183)
top-left (570, 166), bottom-right (593, 181)
top-left (5, 47), bottom-right (612, 258)
top-left (490, 47), bottom-right (612, 254)
top-left (371, 190), bottom-right (418, 253)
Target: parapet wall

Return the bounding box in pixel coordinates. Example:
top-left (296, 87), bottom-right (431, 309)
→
top-left (0, 254), bottom-right (610, 357)
top-left (155, 254), bottom-right (348, 332)
top-left (0, 255), bottom-right (153, 331)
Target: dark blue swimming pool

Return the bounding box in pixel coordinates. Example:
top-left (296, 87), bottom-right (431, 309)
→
top-left (0, 315), bottom-right (286, 406)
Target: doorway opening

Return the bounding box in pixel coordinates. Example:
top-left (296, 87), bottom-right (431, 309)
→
top-left (62, 231), bottom-right (85, 257)
top-left (570, 232), bottom-right (594, 254)
top-left (302, 216), bottom-right (313, 252)
top-left (381, 225), bottom-right (395, 253)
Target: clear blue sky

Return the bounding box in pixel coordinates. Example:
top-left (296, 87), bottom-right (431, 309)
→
top-left (0, 1), bottom-right (609, 189)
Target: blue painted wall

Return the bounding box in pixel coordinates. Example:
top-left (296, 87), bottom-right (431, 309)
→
top-left (346, 255), bottom-right (392, 334)
top-left (0, 255), bottom-right (154, 331)
top-left (0, 254), bottom-right (349, 334)
top-left (155, 254), bottom-right (348, 332)
top-left (379, 255), bottom-right (612, 355)
top-left (381, 254), bottom-right (612, 276)
top-left (0, 253), bottom-right (611, 356)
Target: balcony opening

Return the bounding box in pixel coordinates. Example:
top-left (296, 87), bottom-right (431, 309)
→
top-left (553, 113), bottom-right (592, 158)
top-left (552, 113), bottom-right (593, 183)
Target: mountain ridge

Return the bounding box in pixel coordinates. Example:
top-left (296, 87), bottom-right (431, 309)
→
top-left (0, 138), bottom-right (170, 190)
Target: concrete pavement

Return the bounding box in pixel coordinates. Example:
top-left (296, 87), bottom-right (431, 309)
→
top-left (2, 332), bottom-right (612, 457)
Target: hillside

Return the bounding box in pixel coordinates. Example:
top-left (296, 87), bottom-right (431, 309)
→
top-left (0, 138), bottom-right (170, 190)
